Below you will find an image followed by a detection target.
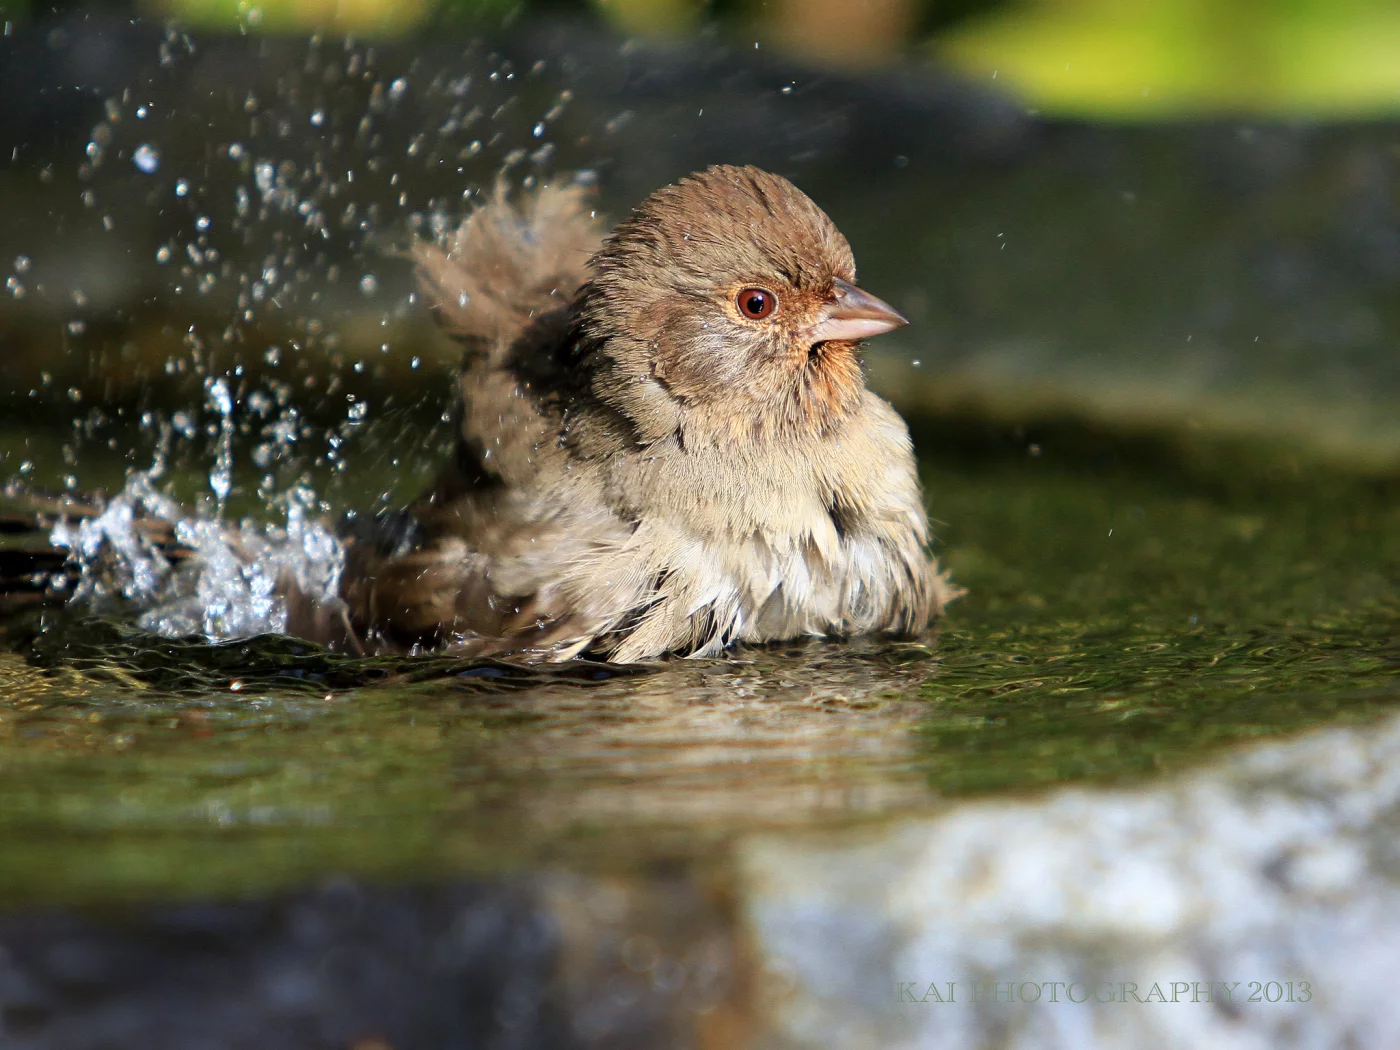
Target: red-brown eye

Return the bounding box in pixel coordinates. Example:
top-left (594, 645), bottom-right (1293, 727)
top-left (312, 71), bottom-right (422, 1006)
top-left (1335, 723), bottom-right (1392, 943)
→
top-left (736, 287), bottom-right (777, 320)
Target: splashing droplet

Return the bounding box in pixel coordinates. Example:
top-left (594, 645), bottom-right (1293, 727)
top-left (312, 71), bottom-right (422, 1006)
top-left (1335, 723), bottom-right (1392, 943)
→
top-left (205, 376), bottom-right (235, 507)
top-left (132, 144), bottom-right (160, 174)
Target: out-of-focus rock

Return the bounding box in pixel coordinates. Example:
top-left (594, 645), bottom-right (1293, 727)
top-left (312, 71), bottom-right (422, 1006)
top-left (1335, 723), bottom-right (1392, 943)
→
top-left (740, 709), bottom-right (1400, 1049)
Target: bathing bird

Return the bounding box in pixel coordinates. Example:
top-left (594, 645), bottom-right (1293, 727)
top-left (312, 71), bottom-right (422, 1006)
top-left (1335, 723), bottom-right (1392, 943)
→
top-left (9, 166), bottom-right (957, 661)
top-left (317, 165), bottom-right (956, 660)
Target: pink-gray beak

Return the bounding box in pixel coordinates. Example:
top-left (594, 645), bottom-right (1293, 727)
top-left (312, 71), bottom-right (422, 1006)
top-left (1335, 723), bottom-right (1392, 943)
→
top-left (807, 277), bottom-right (909, 344)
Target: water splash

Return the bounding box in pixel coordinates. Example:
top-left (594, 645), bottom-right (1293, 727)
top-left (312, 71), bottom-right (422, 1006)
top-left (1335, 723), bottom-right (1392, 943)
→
top-left (11, 29), bottom-right (583, 647)
top-left (137, 484), bottom-right (344, 641)
top-left (49, 465), bottom-right (185, 606)
top-left (50, 450), bottom-right (345, 644)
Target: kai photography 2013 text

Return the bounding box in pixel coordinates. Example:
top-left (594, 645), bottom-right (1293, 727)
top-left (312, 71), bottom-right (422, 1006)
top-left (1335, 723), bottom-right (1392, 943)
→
top-left (896, 980), bottom-right (1313, 1005)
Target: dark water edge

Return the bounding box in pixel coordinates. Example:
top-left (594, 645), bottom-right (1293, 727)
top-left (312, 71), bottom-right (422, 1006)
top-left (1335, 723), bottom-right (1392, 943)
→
top-left (0, 874), bottom-right (737, 1050)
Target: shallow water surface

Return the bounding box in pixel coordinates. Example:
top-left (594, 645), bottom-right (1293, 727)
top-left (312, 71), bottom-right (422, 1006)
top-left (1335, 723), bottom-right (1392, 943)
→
top-left (2, 420), bottom-right (1396, 906)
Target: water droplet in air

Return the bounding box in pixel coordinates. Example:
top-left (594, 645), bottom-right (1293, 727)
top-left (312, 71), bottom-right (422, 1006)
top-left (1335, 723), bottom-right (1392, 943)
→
top-left (310, 110), bottom-right (325, 127)
top-left (206, 376), bottom-right (233, 416)
top-left (205, 377), bottom-right (235, 505)
top-left (175, 179), bottom-right (190, 197)
top-left (132, 144), bottom-right (160, 173)
top-left (388, 77), bottom-right (408, 102)
top-left (359, 274), bottom-right (377, 295)
top-left (13, 255), bottom-right (30, 272)
top-left (155, 245), bottom-right (171, 263)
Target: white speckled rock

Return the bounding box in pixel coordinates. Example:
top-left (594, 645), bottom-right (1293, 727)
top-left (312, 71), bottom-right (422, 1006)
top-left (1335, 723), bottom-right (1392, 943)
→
top-left (740, 711), bottom-right (1400, 1050)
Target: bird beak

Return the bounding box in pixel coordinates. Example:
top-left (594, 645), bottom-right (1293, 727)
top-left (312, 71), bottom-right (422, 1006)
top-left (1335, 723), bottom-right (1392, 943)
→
top-left (807, 277), bottom-right (909, 344)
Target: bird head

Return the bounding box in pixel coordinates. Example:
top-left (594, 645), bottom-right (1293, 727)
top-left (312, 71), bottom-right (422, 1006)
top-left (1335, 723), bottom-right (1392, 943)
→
top-left (576, 165), bottom-right (907, 443)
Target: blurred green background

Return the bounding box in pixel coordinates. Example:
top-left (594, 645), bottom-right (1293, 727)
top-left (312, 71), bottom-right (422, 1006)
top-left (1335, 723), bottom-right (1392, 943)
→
top-left (7, 0), bottom-right (1400, 116)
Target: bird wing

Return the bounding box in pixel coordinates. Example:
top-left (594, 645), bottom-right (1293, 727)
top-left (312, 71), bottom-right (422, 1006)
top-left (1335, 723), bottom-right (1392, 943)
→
top-left (412, 180), bottom-right (604, 363)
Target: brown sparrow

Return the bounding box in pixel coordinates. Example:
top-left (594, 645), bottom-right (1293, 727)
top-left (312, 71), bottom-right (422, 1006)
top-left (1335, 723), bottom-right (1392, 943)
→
top-left (320, 165), bottom-right (957, 661)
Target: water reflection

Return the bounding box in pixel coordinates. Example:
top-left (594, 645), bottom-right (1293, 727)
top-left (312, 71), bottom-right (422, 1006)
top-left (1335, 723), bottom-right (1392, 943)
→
top-left (496, 639), bottom-right (941, 829)
top-left (0, 625), bottom-right (946, 901)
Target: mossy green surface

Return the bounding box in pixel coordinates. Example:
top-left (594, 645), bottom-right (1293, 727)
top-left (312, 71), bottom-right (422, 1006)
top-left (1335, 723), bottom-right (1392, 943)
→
top-left (916, 420), bottom-right (1400, 793)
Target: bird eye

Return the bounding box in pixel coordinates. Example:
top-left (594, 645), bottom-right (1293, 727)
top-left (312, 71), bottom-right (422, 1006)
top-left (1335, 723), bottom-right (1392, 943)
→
top-left (736, 287), bottom-right (777, 320)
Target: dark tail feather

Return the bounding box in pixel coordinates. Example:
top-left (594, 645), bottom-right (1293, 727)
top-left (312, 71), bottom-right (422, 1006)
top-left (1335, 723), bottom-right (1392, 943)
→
top-left (0, 536), bottom-right (72, 613)
top-left (0, 490), bottom-right (190, 616)
top-left (0, 496), bottom-right (81, 612)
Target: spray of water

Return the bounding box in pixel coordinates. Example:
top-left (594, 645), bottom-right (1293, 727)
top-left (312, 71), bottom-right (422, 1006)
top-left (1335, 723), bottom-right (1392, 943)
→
top-left (48, 429), bottom-right (346, 642)
top-left (23, 29), bottom-right (586, 644)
